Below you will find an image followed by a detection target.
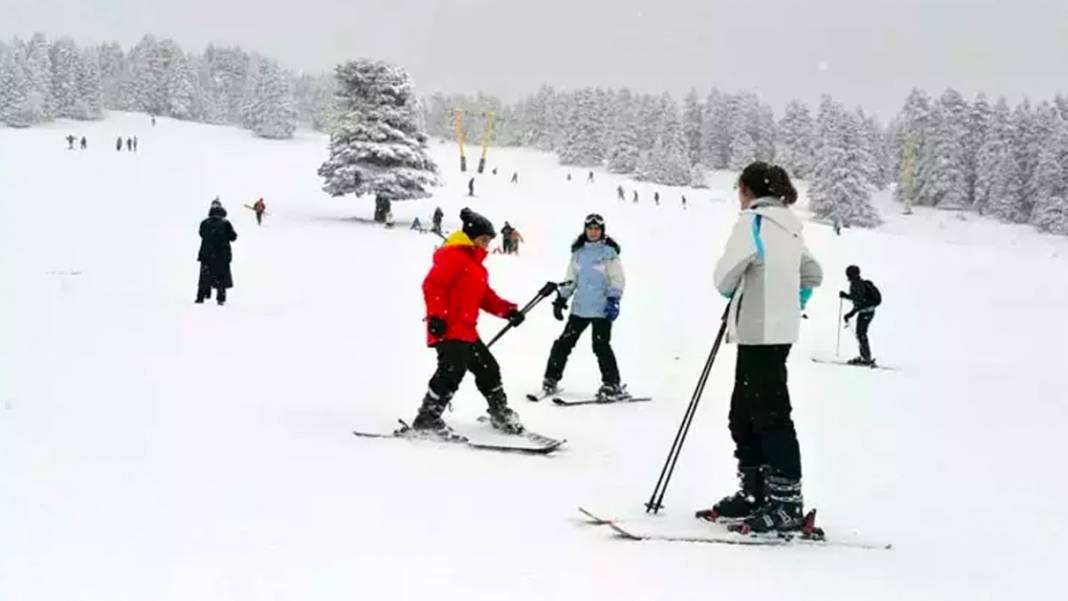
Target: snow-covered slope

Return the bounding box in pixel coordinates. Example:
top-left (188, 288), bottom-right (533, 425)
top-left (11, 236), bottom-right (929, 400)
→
top-left (2, 113), bottom-right (1067, 600)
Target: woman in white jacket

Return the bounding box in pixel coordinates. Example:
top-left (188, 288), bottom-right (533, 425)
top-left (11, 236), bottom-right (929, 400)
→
top-left (699, 162), bottom-right (823, 534)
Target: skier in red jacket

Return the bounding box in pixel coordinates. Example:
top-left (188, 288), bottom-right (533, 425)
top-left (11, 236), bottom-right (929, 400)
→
top-left (403, 208), bottom-right (527, 437)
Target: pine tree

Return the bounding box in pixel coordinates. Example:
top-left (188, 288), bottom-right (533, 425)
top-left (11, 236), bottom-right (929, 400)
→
top-left (607, 116), bottom-right (640, 173)
top-left (559, 88), bottom-right (606, 166)
top-left (49, 37), bottom-right (81, 118)
top-left (71, 48), bottom-right (103, 119)
top-left (318, 60), bottom-right (440, 220)
top-left (23, 33), bottom-right (55, 123)
top-left (690, 163), bottom-right (708, 188)
top-left (0, 44), bottom-right (32, 127)
top-left (892, 89), bottom-right (934, 209)
top-left (701, 89), bottom-right (730, 169)
top-left (913, 89), bottom-right (970, 208)
top-left (682, 88), bottom-right (703, 166)
top-left (245, 57), bottom-right (297, 139)
top-left (1030, 116), bottom-right (1068, 235)
top-left (974, 98), bottom-right (1012, 215)
top-left (165, 47), bottom-right (200, 120)
top-left (808, 98), bottom-right (882, 227)
top-left (966, 93), bottom-right (993, 205)
top-left (725, 94), bottom-right (757, 169)
top-left (753, 103), bottom-right (777, 163)
top-left (96, 42), bottom-right (126, 109)
top-left (777, 100), bottom-right (816, 178)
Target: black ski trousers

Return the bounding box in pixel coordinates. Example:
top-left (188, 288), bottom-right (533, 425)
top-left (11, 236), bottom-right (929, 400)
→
top-left (543, 315), bottom-right (620, 385)
top-left (427, 339), bottom-right (504, 406)
top-left (728, 344), bottom-right (801, 480)
top-left (855, 312), bottom-right (874, 361)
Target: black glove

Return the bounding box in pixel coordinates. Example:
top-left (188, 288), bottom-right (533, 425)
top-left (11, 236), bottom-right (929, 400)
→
top-left (506, 309), bottom-right (525, 327)
top-left (552, 296), bottom-right (568, 321)
top-left (427, 316), bottom-right (446, 337)
top-left (839, 291), bottom-right (849, 299)
top-left (538, 281), bottom-right (559, 297)
top-left (843, 311), bottom-right (854, 324)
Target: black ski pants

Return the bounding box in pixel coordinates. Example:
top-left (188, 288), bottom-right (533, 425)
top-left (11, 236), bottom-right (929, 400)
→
top-left (543, 315), bottom-right (620, 385)
top-left (728, 344), bottom-right (801, 480)
top-left (427, 339), bottom-right (504, 408)
top-left (196, 264), bottom-right (227, 303)
top-left (855, 312), bottom-right (874, 361)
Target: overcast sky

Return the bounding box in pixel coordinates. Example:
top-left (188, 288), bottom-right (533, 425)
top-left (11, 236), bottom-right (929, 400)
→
top-left (4, 0), bottom-right (1068, 118)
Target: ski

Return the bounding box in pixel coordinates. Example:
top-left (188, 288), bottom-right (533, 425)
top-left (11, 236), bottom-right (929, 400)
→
top-left (353, 420), bottom-right (565, 455)
top-left (576, 507), bottom-right (891, 550)
top-left (526, 387), bottom-right (563, 402)
top-left (552, 396), bottom-right (652, 407)
top-left (810, 358), bottom-right (898, 371)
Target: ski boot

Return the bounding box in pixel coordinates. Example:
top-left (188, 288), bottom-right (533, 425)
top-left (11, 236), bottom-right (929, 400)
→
top-left (847, 356), bottom-right (872, 366)
top-left (732, 474), bottom-right (804, 534)
top-left (596, 382), bottom-right (630, 402)
top-left (696, 466), bottom-right (764, 523)
top-left (541, 377), bottom-right (560, 397)
top-left (486, 387), bottom-right (524, 434)
top-left (399, 389), bottom-right (463, 441)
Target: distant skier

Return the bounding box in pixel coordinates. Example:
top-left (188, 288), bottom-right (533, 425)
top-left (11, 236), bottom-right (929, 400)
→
top-left (80, 136), bottom-right (87, 150)
top-left (66, 134), bottom-right (75, 149)
top-left (508, 227), bottom-right (524, 256)
top-left (587, 171), bottom-right (595, 183)
top-left (468, 177), bottom-right (475, 197)
top-left (540, 213), bottom-right (628, 402)
top-left (252, 198), bottom-right (266, 226)
top-left (151, 115), bottom-right (156, 127)
top-left (682, 195), bottom-right (687, 209)
top-left (510, 172), bottom-right (519, 184)
top-left (132, 136), bottom-right (138, 152)
top-left (566, 173), bottom-right (572, 182)
top-left (632, 190), bottom-right (638, 204)
top-left (410, 217), bottom-right (425, 233)
top-left (500, 222), bottom-right (515, 254)
top-left (492, 167), bottom-right (498, 175)
top-left (654, 191), bottom-right (660, 206)
top-left (617, 185), bottom-right (625, 201)
top-left (402, 207), bottom-right (527, 437)
top-left (840, 265), bottom-right (881, 366)
top-left (126, 137), bottom-right (133, 151)
top-left (196, 200), bottom-right (238, 305)
top-left (431, 206), bottom-right (444, 235)
top-left (116, 137), bottom-right (123, 152)
top-left (700, 161), bottom-right (823, 534)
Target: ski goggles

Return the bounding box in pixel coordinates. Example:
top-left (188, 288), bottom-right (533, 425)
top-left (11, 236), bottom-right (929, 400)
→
top-left (584, 213), bottom-right (605, 228)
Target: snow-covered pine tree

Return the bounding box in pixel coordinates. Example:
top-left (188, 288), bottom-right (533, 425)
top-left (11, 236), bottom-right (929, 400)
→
top-left (1030, 115), bottom-right (1068, 235)
top-left (776, 100), bottom-right (816, 178)
top-left (0, 44), bottom-right (32, 127)
top-left (633, 93), bottom-right (661, 152)
top-left (607, 95), bottom-right (640, 173)
top-left (689, 163), bottom-right (708, 188)
top-left (916, 89), bottom-right (970, 208)
top-left (291, 72), bottom-right (335, 131)
top-left (166, 48), bottom-right (201, 120)
top-left (634, 96), bottom-right (690, 185)
top-left (808, 98), bottom-right (882, 227)
top-left (682, 88), bottom-right (703, 166)
top-left (318, 60), bottom-right (440, 221)
top-left (753, 102), bottom-right (777, 163)
top-left (966, 93), bottom-right (993, 206)
top-left (701, 89), bottom-right (730, 169)
top-left (23, 33), bottom-right (55, 123)
top-left (559, 88), bottom-right (606, 166)
top-left (245, 57), bottom-right (296, 139)
top-left (96, 42), bottom-right (126, 109)
top-left (892, 89), bottom-right (934, 208)
top-left (72, 47), bottom-right (103, 120)
top-left (725, 94), bottom-right (757, 169)
top-left (974, 98), bottom-right (1013, 215)
top-left (49, 37), bottom-right (81, 118)
top-left (858, 110), bottom-right (889, 189)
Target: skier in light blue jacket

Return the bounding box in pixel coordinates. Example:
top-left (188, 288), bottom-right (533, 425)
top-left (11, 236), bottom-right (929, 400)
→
top-left (540, 213), bottom-right (629, 401)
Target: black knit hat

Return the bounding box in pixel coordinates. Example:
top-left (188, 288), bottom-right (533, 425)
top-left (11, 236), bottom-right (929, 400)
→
top-left (846, 265), bottom-right (861, 279)
top-left (460, 207), bottom-right (496, 239)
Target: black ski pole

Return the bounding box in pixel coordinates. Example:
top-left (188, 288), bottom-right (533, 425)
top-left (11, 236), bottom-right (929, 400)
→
top-left (645, 301), bottom-right (731, 514)
top-left (485, 281), bottom-right (571, 349)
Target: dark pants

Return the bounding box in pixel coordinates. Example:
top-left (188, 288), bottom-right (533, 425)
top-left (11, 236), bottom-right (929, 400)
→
top-left (544, 315), bottom-right (620, 385)
top-left (197, 264), bottom-right (228, 303)
top-left (255, 211), bottom-right (263, 225)
top-left (856, 312), bottom-right (874, 361)
top-left (427, 339), bottom-right (504, 406)
top-left (728, 345), bottom-right (801, 480)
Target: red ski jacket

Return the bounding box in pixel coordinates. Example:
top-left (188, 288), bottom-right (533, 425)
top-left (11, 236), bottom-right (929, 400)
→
top-left (423, 231), bottom-right (516, 346)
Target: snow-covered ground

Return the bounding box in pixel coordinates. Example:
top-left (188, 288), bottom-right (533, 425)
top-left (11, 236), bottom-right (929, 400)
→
top-left (2, 112), bottom-right (1067, 600)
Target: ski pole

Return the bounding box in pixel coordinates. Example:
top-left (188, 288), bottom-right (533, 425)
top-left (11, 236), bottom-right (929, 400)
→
top-left (645, 301), bottom-right (731, 514)
top-left (835, 298), bottom-right (844, 357)
top-left (486, 281), bottom-right (571, 348)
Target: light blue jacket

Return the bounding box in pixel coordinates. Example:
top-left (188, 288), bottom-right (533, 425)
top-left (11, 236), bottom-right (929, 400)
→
top-left (559, 240), bottom-right (626, 319)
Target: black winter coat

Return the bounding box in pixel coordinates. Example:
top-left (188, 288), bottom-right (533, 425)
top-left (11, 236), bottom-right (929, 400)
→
top-left (198, 208), bottom-right (237, 288)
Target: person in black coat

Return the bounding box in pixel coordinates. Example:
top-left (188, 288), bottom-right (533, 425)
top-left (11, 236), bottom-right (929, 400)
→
top-left (196, 202), bottom-right (238, 305)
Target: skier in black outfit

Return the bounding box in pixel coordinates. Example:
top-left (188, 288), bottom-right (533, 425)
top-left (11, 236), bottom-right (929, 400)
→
top-left (500, 222), bottom-right (515, 254)
top-left (632, 190), bottom-right (638, 203)
top-left (840, 265), bottom-right (880, 365)
top-left (539, 214), bottom-right (628, 401)
top-left (196, 200), bottom-right (238, 305)
top-left (431, 206), bottom-right (444, 235)
top-left (617, 185), bottom-right (625, 201)
top-left (467, 177), bottom-right (475, 197)
top-left (80, 136), bottom-right (87, 150)
top-left (510, 172), bottom-right (518, 184)
top-left (126, 137), bottom-right (133, 151)
top-left (116, 137), bottom-right (123, 151)
top-left (654, 191), bottom-right (660, 206)
top-left (66, 134), bottom-right (75, 149)
top-left (587, 171), bottom-right (594, 183)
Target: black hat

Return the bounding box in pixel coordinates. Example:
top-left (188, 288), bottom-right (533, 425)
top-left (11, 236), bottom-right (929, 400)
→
top-left (846, 265), bottom-right (861, 279)
top-left (460, 207), bottom-right (495, 239)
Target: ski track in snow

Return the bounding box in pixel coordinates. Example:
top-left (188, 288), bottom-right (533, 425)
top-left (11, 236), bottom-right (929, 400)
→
top-left (2, 112), bottom-right (1067, 600)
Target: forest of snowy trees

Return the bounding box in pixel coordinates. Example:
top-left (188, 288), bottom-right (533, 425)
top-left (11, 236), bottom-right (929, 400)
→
top-left (0, 33), bottom-right (334, 139)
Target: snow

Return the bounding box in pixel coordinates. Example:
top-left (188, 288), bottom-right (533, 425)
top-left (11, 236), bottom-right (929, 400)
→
top-left (2, 112), bottom-right (1068, 600)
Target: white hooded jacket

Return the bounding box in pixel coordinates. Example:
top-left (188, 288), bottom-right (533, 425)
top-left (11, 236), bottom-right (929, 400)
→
top-left (714, 197), bottom-right (823, 345)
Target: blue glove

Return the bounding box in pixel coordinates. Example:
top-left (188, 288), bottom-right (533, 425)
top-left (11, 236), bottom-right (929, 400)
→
top-left (605, 297), bottom-right (621, 321)
top-left (799, 287), bottom-right (813, 310)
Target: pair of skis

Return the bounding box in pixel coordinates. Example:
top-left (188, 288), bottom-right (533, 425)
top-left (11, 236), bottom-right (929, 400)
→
top-left (576, 507), bottom-right (892, 550)
top-left (525, 389), bottom-right (653, 406)
top-left (353, 419), bottom-right (565, 455)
